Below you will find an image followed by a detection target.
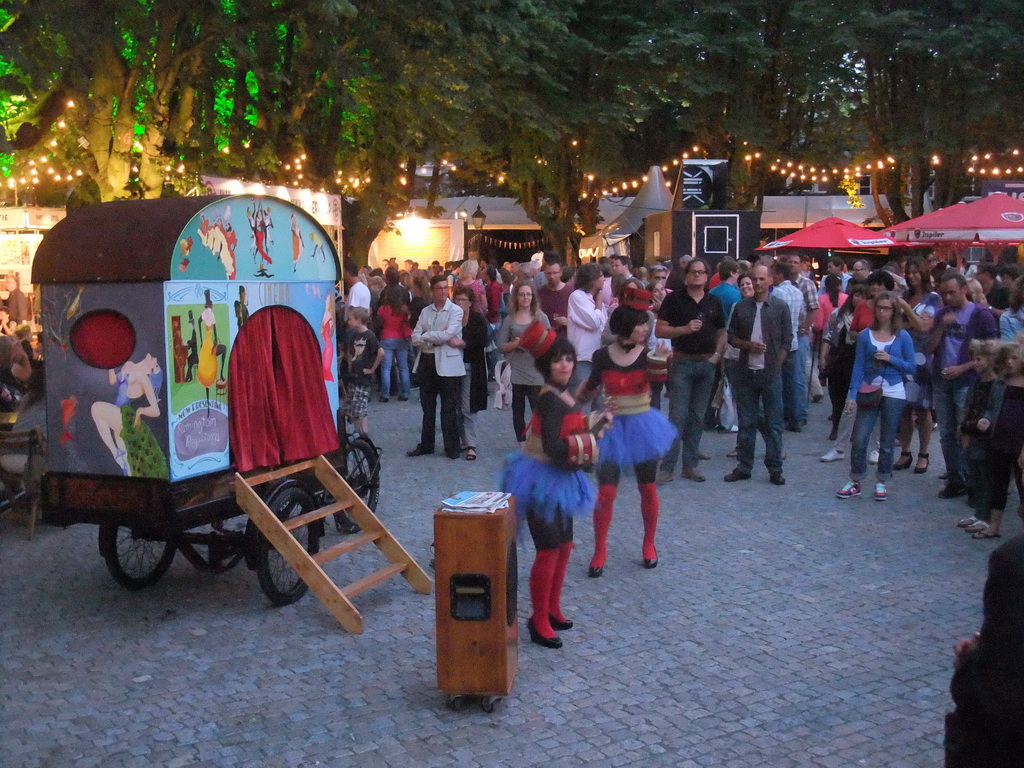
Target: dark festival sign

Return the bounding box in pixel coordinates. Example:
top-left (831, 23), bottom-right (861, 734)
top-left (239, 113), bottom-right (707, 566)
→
top-left (674, 160), bottom-right (728, 210)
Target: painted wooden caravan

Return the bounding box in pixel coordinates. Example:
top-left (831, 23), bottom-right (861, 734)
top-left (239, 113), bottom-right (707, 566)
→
top-left (32, 195), bottom-right (385, 607)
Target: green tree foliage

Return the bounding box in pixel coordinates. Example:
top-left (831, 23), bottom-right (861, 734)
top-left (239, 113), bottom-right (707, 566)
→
top-left (1, 0), bottom-right (1023, 252)
top-left (2, 0), bottom-right (233, 201)
top-left (848, 0), bottom-right (1024, 222)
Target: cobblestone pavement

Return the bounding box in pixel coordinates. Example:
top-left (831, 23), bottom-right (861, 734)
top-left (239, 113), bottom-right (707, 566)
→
top-left (1, 394), bottom-right (1005, 767)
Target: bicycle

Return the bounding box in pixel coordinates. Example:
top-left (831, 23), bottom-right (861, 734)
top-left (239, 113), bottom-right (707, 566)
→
top-left (325, 426), bottom-right (381, 533)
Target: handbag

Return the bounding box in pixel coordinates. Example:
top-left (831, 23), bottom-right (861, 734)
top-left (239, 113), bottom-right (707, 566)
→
top-left (854, 343), bottom-right (885, 409)
top-left (856, 383), bottom-right (882, 409)
top-left (719, 379), bottom-right (738, 431)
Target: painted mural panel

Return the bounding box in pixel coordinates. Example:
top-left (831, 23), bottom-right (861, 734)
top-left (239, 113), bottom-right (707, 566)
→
top-left (171, 196), bottom-right (337, 283)
top-left (42, 283), bottom-right (170, 479)
top-left (164, 280), bottom-right (339, 480)
top-left (164, 282), bottom-right (232, 480)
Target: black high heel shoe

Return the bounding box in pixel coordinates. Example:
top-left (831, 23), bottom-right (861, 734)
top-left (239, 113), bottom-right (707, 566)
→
top-left (913, 452), bottom-right (929, 474)
top-left (588, 564), bottom-right (603, 578)
top-left (643, 552), bottom-right (659, 569)
top-left (894, 451), bottom-right (913, 471)
top-left (549, 615), bottom-right (573, 631)
top-left (527, 617), bottom-right (562, 649)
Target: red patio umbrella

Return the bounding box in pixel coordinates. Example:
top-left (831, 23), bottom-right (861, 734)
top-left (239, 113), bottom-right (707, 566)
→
top-left (886, 193), bottom-right (1024, 243)
top-left (756, 216), bottom-right (900, 251)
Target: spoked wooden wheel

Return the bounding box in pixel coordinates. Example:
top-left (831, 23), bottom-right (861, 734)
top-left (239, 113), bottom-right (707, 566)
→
top-left (98, 524), bottom-right (176, 590)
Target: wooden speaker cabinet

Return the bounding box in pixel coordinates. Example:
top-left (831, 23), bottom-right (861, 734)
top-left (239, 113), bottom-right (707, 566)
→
top-left (434, 499), bottom-right (518, 701)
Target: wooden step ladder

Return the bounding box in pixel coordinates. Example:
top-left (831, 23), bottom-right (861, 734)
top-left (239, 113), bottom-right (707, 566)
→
top-left (235, 455), bottom-right (432, 633)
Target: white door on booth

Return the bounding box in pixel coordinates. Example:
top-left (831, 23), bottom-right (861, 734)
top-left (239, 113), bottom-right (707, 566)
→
top-left (693, 214), bottom-right (740, 261)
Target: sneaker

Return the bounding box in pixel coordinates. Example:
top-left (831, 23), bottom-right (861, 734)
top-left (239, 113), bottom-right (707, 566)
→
top-left (868, 450), bottom-right (879, 465)
top-left (874, 482), bottom-right (887, 502)
top-left (820, 448), bottom-right (845, 463)
top-left (836, 481), bottom-right (861, 499)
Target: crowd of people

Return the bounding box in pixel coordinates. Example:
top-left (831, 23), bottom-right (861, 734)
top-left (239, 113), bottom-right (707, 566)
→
top-left (3, 247), bottom-right (1019, 759)
top-left (338, 252), bottom-right (1024, 524)
top-left (335, 251), bottom-right (1024, 666)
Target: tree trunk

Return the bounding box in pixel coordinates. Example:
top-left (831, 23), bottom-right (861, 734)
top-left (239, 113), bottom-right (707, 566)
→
top-left (885, 164), bottom-right (908, 223)
top-left (424, 162), bottom-right (442, 217)
top-left (83, 43), bottom-right (135, 202)
top-left (870, 170), bottom-right (891, 227)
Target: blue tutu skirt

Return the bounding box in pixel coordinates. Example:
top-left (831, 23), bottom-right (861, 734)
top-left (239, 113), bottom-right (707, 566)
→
top-left (598, 408), bottom-right (677, 468)
top-left (501, 452), bottom-right (596, 523)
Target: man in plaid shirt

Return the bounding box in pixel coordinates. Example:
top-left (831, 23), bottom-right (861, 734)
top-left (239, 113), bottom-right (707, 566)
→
top-left (782, 252), bottom-right (819, 429)
top-left (771, 261), bottom-right (806, 433)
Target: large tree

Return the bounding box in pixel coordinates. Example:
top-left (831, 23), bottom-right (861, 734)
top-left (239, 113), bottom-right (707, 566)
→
top-left (849, 0), bottom-right (1024, 223)
top-left (465, 0), bottom-right (725, 259)
top-left (4, 0), bottom-right (1024, 253)
top-left (2, 0), bottom-right (234, 201)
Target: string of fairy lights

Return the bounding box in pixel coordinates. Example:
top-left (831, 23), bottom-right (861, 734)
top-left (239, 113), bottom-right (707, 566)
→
top-left (5, 106), bottom-right (1024, 200)
top-left (586, 144), bottom-right (1024, 196)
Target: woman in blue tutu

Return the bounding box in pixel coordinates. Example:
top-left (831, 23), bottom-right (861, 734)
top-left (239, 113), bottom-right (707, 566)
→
top-left (578, 285), bottom-right (677, 577)
top-left (502, 329), bottom-right (609, 649)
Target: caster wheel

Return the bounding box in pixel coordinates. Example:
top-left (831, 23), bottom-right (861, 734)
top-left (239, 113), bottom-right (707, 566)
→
top-left (445, 695), bottom-right (465, 711)
top-left (481, 696), bottom-right (500, 713)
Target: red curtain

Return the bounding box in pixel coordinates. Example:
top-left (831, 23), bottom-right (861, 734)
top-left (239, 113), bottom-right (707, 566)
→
top-left (229, 306), bottom-right (339, 472)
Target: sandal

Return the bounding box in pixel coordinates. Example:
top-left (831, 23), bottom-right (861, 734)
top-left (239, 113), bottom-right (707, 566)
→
top-left (894, 450), bottom-right (913, 471)
top-left (465, 448), bottom-right (477, 461)
top-left (913, 452), bottom-right (930, 474)
top-left (965, 521), bottom-right (989, 533)
top-left (957, 516), bottom-right (980, 529)
top-left (972, 529), bottom-right (1002, 539)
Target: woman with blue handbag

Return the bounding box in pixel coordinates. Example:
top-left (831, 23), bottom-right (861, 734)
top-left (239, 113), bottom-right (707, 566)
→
top-left (836, 292), bottom-right (916, 502)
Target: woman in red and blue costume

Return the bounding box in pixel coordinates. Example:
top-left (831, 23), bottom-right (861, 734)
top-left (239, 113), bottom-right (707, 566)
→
top-left (578, 286), bottom-right (677, 577)
top-left (502, 332), bottom-right (609, 649)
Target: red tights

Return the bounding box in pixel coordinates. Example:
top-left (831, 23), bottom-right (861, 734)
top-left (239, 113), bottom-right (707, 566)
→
top-left (589, 482), bottom-right (659, 569)
top-left (530, 542), bottom-right (573, 639)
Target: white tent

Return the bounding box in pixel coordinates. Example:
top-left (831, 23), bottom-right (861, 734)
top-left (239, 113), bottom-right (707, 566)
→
top-left (578, 166), bottom-right (673, 260)
top-left (760, 195), bottom-right (891, 229)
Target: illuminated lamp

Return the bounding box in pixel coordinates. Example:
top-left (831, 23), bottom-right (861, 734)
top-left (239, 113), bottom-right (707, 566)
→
top-left (471, 205), bottom-right (487, 231)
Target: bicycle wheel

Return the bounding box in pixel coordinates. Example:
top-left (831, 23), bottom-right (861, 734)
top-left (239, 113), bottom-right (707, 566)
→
top-left (253, 483), bottom-right (321, 606)
top-left (98, 524), bottom-right (176, 590)
top-left (345, 436), bottom-right (380, 512)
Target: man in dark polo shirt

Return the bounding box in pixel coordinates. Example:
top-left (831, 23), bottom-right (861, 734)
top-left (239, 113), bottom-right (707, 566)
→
top-left (655, 257), bottom-right (726, 483)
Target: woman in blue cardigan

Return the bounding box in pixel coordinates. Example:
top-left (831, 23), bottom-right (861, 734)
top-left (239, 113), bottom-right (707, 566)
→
top-left (836, 292), bottom-right (917, 501)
